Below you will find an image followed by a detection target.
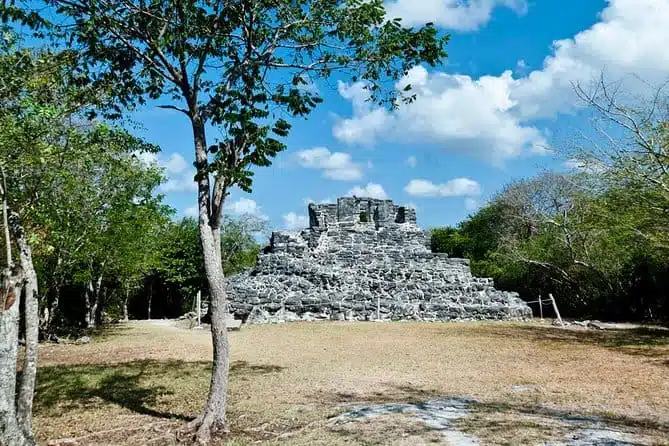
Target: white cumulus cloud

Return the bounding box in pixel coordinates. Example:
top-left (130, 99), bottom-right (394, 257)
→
top-left (228, 198), bottom-right (268, 220)
top-left (406, 156), bottom-right (417, 168)
top-left (158, 175), bottom-right (197, 193)
top-left (282, 212), bottom-right (309, 230)
top-left (384, 0), bottom-right (527, 31)
top-left (303, 197), bottom-right (334, 205)
top-left (405, 178), bottom-right (482, 197)
top-left (512, 0), bottom-right (669, 120)
top-left (335, 0), bottom-right (669, 164)
top-left (334, 69), bottom-right (548, 163)
top-left (347, 183), bottom-right (389, 199)
top-left (134, 150), bottom-right (197, 194)
top-left (296, 147), bottom-right (363, 181)
top-left (164, 153), bottom-right (189, 174)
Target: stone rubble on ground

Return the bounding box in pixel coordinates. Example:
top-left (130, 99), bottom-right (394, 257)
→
top-left (227, 197), bottom-right (532, 324)
top-left (332, 397), bottom-right (653, 446)
top-left (330, 397), bottom-right (478, 446)
top-left (74, 336), bottom-right (90, 344)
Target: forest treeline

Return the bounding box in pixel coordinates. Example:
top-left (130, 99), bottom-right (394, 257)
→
top-left (431, 82), bottom-right (669, 323)
top-left (0, 38), bottom-right (263, 337)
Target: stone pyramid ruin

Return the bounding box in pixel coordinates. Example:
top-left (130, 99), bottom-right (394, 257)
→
top-left (227, 197), bottom-right (532, 323)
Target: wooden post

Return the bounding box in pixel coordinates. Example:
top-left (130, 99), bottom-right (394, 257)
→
top-left (549, 293), bottom-right (563, 327)
top-left (196, 290), bottom-right (201, 328)
top-left (376, 296), bottom-right (380, 321)
top-left (538, 294), bottom-right (543, 321)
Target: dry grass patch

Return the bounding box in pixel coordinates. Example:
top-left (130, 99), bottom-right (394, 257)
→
top-left (330, 414), bottom-right (444, 445)
top-left (34, 320), bottom-right (669, 445)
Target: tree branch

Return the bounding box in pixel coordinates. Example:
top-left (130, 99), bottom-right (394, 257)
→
top-left (156, 104), bottom-right (189, 115)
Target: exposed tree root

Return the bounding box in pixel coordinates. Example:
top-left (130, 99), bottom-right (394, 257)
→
top-left (178, 410), bottom-right (228, 445)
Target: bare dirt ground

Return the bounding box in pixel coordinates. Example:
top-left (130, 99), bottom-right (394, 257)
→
top-left (34, 319), bottom-right (669, 445)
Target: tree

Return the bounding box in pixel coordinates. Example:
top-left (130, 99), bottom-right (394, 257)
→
top-left (430, 227), bottom-right (466, 257)
top-left (569, 75), bottom-right (669, 249)
top-left (443, 169), bottom-right (662, 319)
top-left (0, 38), bottom-right (69, 445)
top-left (66, 135), bottom-right (167, 327)
top-left (0, 229), bottom-right (30, 446)
top-left (220, 214), bottom-right (266, 275)
top-left (155, 217), bottom-right (206, 313)
top-left (152, 214), bottom-right (265, 318)
top-left (19, 1), bottom-right (449, 441)
top-left (0, 162), bottom-right (32, 445)
top-left (0, 33), bottom-right (65, 446)
top-left (0, 32), bottom-right (168, 441)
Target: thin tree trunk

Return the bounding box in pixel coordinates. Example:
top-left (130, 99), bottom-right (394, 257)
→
top-left (122, 284), bottom-right (129, 322)
top-left (187, 115), bottom-right (231, 444)
top-left (45, 285), bottom-right (61, 334)
top-left (87, 272), bottom-right (103, 328)
top-left (39, 300), bottom-right (49, 333)
top-left (84, 279), bottom-right (94, 329)
top-left (147, 280), bottom-right (152, 320)
top-left (11, 215), bottom-right (39, 436)
top-left (41, 257), bottom-right (63, 334)
top-left (1, 166), bottom-right (10, 267)
top-left (0, 269), bottom-right (33, 446)
top-left (192, 223), bottom-right (230, 442)
top-left (95, 285), bottom-right (105, 327)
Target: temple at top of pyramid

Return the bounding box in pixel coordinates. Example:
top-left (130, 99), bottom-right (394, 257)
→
top-left (227, 196), bottom-right (532, 324)
top-left (307, 196), bottom-right (417, 229)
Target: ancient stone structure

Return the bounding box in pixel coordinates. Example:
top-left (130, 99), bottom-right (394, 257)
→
top-left (227, 197), bottom-right (532, 324)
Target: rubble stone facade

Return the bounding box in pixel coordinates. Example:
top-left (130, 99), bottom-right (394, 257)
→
top-left (227, 197), bottom-right (532, 323)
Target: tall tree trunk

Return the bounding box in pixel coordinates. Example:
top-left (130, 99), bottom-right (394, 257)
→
top-left (147, 279), bottom-right (152, 320)
top-left (44, 285), bottom-right (60, 334)
top-left (11, 215), bottom-right (39, 436)
top-left (193, 222), bottom-right (230, 442)
top-left (0, 269), bottom-right (33, 446)
top-left (84, 279), bottom-right (94, 328)
top-left (41, 257), bottom-right (63, 334)
top-left (94, 285), bottom-right (105, 327)
top-left (86, 272), bottom-right (103, 329)
top-left (188, 116), bottom-right (230, 444)
top-left (122, 284), bottom-right (129, 322)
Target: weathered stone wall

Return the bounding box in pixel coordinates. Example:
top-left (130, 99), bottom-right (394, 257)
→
top-left (309, 197), bottom-right (416, 229)
top-left (227, 197), bottom-right (532, 324)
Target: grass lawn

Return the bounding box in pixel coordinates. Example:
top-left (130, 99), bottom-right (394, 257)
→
top-left (34, 320), bottom-right (669, 445)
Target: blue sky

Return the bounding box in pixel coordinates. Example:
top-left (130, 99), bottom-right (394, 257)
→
top-left (131, 0), bottom-right (669, 234)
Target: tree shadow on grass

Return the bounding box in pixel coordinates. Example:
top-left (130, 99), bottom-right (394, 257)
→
top-left (35, 359), bottom-right (285, 421)
top-left (230, 360), bottom-right (285, 375)
top-left (322, 383), bottom-right (440, 406)
top-left (486, 325), bottom-right (669, 364)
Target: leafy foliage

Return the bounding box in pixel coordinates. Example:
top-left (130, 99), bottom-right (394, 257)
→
top-left (0, 39), bottom-right (262, 330)
top-left (7, 0), bottom-right (449, 231)
top-left (432, 168), bottom-right (669, 322)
